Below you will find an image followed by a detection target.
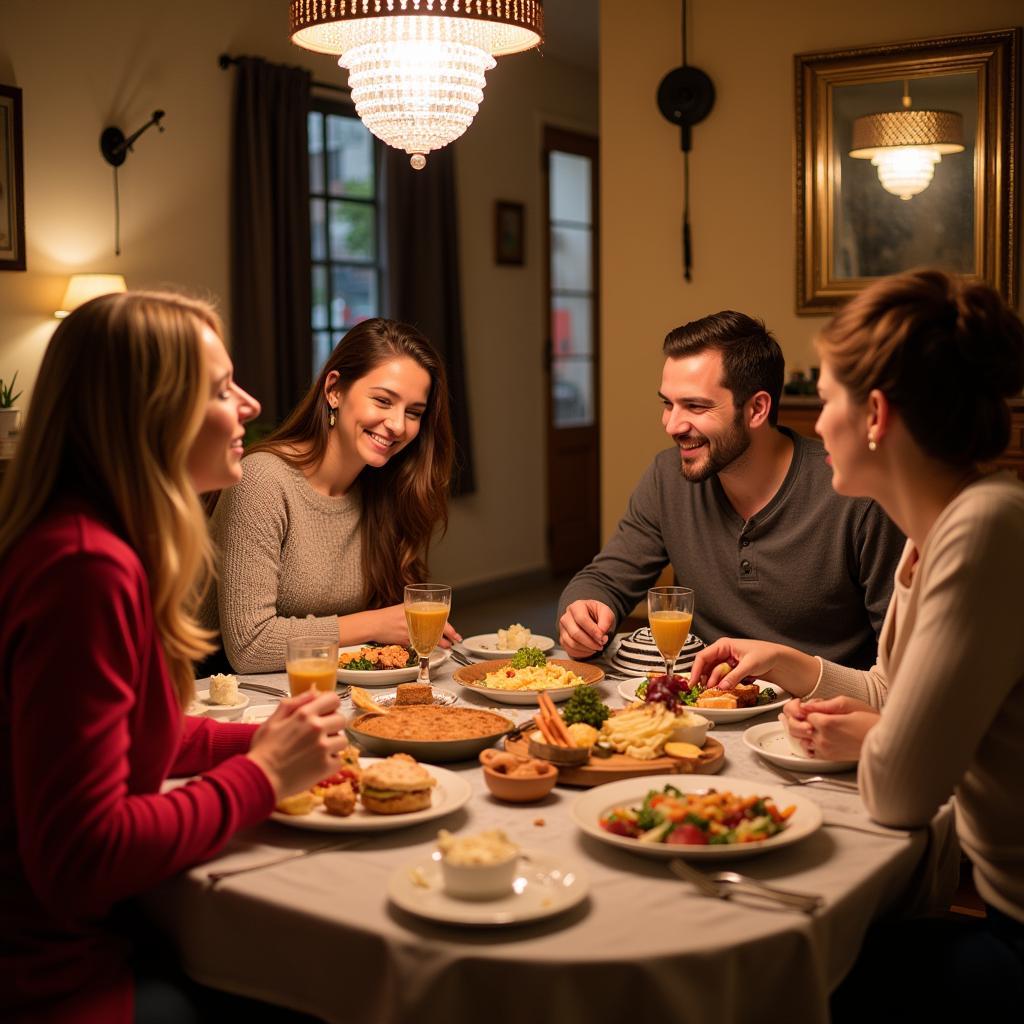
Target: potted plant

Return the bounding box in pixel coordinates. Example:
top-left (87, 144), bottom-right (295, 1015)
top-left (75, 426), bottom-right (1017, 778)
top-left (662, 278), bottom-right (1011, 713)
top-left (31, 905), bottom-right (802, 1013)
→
top-left (0, 371), bottom-right (22, 459)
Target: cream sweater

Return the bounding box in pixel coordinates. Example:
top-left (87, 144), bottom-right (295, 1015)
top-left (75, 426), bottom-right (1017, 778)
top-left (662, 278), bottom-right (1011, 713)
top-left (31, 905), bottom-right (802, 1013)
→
top-left (202, 452), bottom-right (365, 673)
top-left (811, 474), bottom-right (1024, 922)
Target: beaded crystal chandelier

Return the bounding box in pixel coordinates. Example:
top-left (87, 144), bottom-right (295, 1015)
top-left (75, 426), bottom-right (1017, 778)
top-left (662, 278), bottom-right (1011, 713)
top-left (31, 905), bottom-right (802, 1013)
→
top-left (849, 82), bottom-right (964, 201)
top-left (290, 1), bottom-right (544, 170)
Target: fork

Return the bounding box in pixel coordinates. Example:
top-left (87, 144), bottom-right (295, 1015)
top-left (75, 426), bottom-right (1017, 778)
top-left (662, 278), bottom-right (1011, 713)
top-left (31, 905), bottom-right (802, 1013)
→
top-left (783, 774), bottom-right (859, 792)
top-left (669, 859), bottom-right (823, 913)
top-left (206, 837), bottom-right (361, 886)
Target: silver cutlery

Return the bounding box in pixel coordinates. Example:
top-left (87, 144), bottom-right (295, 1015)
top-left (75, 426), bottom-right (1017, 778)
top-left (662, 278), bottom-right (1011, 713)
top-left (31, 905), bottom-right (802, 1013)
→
top-left (240, 682), bottom-right (288, 698)
top-left (822, 810), bottom-right (913, 838)
top-left (763, 762), bottom-right (860, 792)
top-left (206, 837), bottom-right (360, 886)
top-left (449, 648), bottom-right (473, 668)
top-left (669, 859), bottom-right (823, 913)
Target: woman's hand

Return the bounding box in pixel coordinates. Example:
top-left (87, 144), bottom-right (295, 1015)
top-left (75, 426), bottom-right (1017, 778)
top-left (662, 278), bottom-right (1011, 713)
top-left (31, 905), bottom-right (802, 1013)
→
top-left (339, 604), bottom-right (463, 649)
top-left (782, 696), bottom-right (879, 761)
top-left (246, 689), bottom-right (348, 798)
top-left (689, 638), bottom-right (820, 696)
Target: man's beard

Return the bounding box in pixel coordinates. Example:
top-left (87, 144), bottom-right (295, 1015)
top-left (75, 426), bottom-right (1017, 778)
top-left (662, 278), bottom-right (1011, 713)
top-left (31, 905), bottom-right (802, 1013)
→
top-left (677, 409), bottom-right (751, 482)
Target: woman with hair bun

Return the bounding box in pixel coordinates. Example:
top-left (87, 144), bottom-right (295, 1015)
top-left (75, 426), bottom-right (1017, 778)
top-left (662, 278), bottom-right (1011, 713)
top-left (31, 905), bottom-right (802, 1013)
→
top-left (202, 317), bottom-right (460, 674)
top-left (691, 269), bottom-right (1024, 1014)
top-left (0, 292), bottom-right (348, 1022)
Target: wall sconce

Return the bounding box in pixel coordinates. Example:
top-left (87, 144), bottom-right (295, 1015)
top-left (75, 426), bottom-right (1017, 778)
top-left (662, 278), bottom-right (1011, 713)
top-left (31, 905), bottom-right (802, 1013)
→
top-left (54, 274), bottom-right (127, 319)
top-left (848, 81), bottom-right (964, 201)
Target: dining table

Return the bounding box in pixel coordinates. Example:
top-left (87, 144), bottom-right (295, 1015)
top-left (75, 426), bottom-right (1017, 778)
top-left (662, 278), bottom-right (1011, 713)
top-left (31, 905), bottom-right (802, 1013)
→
top-left (145, 645), bottom-right (959, 1024)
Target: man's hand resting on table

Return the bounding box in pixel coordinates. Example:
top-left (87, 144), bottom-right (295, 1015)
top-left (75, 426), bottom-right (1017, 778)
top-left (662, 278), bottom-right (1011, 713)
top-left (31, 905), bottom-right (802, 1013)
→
top-left (559, 600), bottom-right (615, 659)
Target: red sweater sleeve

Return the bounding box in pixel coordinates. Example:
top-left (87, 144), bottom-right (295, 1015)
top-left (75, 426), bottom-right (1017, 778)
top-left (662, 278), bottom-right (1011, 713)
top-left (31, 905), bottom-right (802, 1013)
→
top-left (172, 716), bottom-right (259, 776)
top-left (9, 551), bottom-right (275, 925)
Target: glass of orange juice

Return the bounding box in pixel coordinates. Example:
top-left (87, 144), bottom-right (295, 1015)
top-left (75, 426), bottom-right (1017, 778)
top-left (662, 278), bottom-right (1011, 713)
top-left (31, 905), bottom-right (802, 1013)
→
top-left (404, 584), bottom-right (451, 685)
top-left (647, 586), bottom-right (695, 681)
top-left (285, 636), bottom-right (339, 696)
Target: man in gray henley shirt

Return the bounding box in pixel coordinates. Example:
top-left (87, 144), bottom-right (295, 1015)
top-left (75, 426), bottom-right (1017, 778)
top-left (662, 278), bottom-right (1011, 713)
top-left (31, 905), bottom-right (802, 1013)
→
top-left (558, 311), bottom-right (903, 670)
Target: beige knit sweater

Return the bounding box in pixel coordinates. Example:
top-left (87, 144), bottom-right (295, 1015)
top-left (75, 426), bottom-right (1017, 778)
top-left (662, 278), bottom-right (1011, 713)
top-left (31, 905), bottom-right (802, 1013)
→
top-left (201, 452), bottom-right (365, 673)
top-left (810, 474), bottom-right (1024, 922)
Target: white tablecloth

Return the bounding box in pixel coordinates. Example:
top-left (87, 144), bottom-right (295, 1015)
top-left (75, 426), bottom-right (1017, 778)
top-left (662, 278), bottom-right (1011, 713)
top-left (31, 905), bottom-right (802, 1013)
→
top-left (146, 655), bottom-right (957, 1024)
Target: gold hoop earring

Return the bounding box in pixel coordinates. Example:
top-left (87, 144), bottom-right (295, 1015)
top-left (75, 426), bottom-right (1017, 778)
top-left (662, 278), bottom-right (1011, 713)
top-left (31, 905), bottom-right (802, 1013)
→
top-left (328, 407), bottom-right (337, 428)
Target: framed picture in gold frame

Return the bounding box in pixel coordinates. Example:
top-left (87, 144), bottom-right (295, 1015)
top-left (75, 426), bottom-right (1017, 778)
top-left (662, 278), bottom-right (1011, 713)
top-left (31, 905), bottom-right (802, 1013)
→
top-left (0, 84), bottom-right (26, 272)
top-left (795, 29), bottom-right (1019, 314)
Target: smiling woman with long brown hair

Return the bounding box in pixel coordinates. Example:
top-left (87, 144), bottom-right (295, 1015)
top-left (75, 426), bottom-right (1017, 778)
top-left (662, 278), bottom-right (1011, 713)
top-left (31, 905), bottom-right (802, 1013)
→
top-left (202, 317), bottom-right (458, 673)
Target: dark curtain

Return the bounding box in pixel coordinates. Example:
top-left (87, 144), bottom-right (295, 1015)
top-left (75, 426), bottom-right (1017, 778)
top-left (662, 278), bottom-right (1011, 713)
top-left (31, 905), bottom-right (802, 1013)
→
top-left (385, 147), bottom-right (476, 495)
top-left (230, 57), bottom-right (312, 425)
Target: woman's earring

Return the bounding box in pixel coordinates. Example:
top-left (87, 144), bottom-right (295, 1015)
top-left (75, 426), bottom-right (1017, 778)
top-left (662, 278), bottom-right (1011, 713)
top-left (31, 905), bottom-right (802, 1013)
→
top-left (867, 434), bottom-right (878, 452)
top-left (328, 406), bottom-right (337, 428)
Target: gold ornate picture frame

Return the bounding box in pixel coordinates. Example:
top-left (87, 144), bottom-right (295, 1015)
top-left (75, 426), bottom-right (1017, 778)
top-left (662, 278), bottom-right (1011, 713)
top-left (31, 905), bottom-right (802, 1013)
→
top-left (795, 29), bottom-right (1019, 314)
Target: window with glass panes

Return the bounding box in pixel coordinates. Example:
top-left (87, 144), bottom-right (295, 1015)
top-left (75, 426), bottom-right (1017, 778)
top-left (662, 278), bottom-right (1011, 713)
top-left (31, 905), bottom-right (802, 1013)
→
top-left (308, 100), bottom-right (383, 371)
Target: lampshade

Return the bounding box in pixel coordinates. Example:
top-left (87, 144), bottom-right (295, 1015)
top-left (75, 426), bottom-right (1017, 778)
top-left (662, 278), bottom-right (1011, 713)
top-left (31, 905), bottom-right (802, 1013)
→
top-left (289, 0), bottom-right (544, 169)
top-left (850, 108), bottom-right (964, 201)
top-left (54, 274), bottom-right (128, 319)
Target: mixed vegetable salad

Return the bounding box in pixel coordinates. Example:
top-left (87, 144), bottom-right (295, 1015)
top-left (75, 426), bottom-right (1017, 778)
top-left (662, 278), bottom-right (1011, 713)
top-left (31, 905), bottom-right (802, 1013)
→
top-left (599, 784), bottom-right (795, 845)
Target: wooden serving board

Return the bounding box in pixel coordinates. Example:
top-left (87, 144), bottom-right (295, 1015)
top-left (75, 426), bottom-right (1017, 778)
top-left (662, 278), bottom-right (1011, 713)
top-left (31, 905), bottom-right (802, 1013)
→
top-left (502, 735), bottom-right (725, 787)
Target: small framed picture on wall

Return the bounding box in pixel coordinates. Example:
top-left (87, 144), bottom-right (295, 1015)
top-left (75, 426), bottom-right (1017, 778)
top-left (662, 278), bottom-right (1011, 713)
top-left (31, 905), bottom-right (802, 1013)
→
top-left (0, 84), bottom-right (26, 272)
top-left (494, 200), bottom-right (524, 266)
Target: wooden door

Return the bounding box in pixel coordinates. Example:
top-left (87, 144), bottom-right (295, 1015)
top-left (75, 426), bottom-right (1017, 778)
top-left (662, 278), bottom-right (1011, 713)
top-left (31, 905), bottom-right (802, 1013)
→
top-left (544, 127), bottom-right (600, 574)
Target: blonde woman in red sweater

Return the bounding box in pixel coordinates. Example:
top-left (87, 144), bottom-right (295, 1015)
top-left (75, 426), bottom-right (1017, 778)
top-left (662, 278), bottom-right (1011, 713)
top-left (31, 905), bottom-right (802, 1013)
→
top-left (0, 293), bottom-right (346, 1022)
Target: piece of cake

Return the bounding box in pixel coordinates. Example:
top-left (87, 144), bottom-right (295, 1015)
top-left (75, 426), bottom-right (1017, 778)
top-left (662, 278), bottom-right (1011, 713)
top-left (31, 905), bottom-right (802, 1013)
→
top-left (396, 683), bottom-right (433, 706)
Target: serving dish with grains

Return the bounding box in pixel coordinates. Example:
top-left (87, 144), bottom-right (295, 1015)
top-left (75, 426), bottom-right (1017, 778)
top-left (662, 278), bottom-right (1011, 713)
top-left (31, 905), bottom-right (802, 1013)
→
top-left (452, 652), bottom-right (604, 706)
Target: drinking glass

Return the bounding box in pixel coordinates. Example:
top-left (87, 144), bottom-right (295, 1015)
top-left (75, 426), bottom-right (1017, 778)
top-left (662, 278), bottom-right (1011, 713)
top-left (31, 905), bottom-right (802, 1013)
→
top-left (285, 636), bottom-right (339, 696)
top-left (404, 584), bottom-right (451, 685)
top-left (647, 586), bottom-right (695, 680)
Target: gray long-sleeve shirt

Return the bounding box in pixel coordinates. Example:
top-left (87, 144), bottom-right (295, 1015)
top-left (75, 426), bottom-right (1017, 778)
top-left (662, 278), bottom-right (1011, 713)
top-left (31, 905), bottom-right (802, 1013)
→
top-left (558, 430), bottom-right (904, 669)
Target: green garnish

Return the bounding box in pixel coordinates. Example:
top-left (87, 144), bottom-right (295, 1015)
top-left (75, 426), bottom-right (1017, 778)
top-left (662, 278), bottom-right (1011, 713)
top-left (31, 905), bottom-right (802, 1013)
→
top-left (561, 685), bottom-right (611, 728)
top-left (510, 646), bottom-right (547, 669)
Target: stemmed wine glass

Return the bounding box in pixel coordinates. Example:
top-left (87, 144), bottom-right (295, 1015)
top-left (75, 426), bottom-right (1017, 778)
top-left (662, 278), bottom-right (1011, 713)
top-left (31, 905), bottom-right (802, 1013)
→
top-left (403, 584), bottom-right (451, 685)
top-left (647, 586), bottom-right (695, 680)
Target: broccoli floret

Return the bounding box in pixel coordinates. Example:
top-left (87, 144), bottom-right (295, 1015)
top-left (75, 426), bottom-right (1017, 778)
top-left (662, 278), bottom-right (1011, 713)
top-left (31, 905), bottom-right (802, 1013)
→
top-left (510, 646), bottom-right (547, 668)
top-left (561, 685), bottom-right (611, 728)
top-left (757, 686), bottom-right (778, 706)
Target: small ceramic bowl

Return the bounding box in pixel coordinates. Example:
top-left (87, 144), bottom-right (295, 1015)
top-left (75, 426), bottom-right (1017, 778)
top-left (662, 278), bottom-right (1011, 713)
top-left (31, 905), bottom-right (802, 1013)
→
top-left (669, 711), bottom-right (713, 746)
top-left (526, 733), bottom-right (590, 767)
top-left (189, 690), bottom-right (250, 722)
top-left (479, 749), bottom-right (558, 803)
top-left (440, 851), bottom-right (519, 900)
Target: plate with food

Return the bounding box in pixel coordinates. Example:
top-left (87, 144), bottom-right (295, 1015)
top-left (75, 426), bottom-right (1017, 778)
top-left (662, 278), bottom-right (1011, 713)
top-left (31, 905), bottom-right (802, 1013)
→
top-left (346, 704), bottom-right (515, 762)
top-left (271, 752), bottom-right (472, 832)
top-left (188, 674), bottom-right (249, 720)
top-left (389, 833), bottom-right (588, 926)
top-left (452, 650), bottom-right (604, 705)
top-left (369, 684), bottom-right (458, 709)
top-left (618, 672), bottom-right (789, 723)
top-left (504, 688), bottom-right (725, 786)
top-left (460, 625), bottom-right (556, 660)
top-left (743, 721), bottom-right (858, 774)
top-left (571, 774), bottom-right (822, 860)
top-left (336, 644), bottom-right (450, 685)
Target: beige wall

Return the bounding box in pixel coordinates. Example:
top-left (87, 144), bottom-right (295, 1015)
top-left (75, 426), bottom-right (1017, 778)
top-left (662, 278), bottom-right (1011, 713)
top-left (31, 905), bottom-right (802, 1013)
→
top-left (600, 0), bottom-right (1023, 535)
top-left (0, 0), bottom-right (597, 587)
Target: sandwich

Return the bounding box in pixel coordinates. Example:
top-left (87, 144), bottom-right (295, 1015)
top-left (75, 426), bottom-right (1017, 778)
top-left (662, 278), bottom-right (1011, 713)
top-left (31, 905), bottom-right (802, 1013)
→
top-left (360, 753), bottom-right (437, 815)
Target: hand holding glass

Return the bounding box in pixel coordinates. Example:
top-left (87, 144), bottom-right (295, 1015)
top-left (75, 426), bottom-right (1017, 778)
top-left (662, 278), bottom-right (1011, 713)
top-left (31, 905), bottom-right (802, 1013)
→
top-left (404, 584), bottom-right (451, 685)
top-left (286, 636), bottom-right (339, 696)
top-left (648, 586), bottom-right (695, 680)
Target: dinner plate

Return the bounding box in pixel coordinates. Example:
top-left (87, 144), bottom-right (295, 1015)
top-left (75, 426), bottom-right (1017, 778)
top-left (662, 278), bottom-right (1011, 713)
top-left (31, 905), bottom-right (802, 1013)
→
top-left (571, 774), bottom-right (822, 860)
top-left (270, 759), bottom-right (471, 832)
top-left (388, 850), bottom-right (589, 926)
top-left (452, 658), bottom-right (604, 705)
top-left (743, 721), bottom-right (858, 773)
top-left (337, 646), bottom-right (450, 686)
top-left (617, 678), bottom-right (789, 723)
top-left (187, 689), bottom-right (249, 721)
top-left (460, 633), bottom-right (556, 660)
top-left (241, 703), bottom-right (278, 724)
